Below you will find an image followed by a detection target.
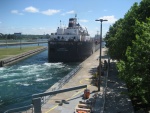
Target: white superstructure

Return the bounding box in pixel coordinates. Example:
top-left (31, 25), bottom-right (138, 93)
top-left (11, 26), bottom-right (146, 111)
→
top-left (50, 17), bottom-right (91, 41)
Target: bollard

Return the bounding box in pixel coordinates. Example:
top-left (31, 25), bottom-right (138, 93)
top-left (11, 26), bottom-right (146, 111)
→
top-left (0, 61), bottom-right (2, 67)
top-left (84, 89), bottom-right (90, 99)
top-left (104, 60), bottom-right (108, 70)
top-left (32, 97), bottom-right (41, 113)
top-left (0, 61), bottom-right (4, 67)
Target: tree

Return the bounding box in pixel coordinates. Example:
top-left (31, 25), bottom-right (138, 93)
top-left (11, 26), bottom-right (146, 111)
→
top-left (137, 0), bottom-right (150, 22)
top-left (105, 19), bottom-right (124, 60)
top-left (105, 2), bottom-right (139, 60)
top-left (104, 0), bottom-right (150, 109)
top-left (117, 19), bottom-right (150, 104)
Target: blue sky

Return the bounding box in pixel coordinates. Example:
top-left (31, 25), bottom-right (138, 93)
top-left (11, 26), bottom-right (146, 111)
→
top-left (0, 0), bottom-right (141, 37)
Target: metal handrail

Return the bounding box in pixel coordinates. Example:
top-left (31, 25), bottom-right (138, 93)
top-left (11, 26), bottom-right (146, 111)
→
top-left (34, 64), bottom-right (82, 105)
top-left (32, 85), bottom-right (87, 99)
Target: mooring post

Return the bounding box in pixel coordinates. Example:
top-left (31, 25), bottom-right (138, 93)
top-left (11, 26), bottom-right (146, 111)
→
top-left (0, 61), bottom-right (4, 67)
top-left (32, 97), bottom-right (41, 113)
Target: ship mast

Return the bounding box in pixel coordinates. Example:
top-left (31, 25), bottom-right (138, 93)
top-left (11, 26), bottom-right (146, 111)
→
top-left (60, 20), bottom-right (62, 28)
top-left (75, 14), bottom-right (77, 18)
top-left (75, 14), bottom-right (77, 25)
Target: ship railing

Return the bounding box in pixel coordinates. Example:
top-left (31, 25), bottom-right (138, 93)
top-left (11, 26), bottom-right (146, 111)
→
top-left (4, 104), bottom-right (33, 113)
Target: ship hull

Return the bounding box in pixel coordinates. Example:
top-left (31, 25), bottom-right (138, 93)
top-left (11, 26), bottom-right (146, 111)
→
top-left (48, 41), bottom-right (96, 62)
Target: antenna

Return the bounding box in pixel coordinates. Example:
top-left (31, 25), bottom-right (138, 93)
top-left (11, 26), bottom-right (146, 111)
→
top-left (75, 13), bottom-right (77, 18)
top-left (60, 20), bottom-right (62, 28)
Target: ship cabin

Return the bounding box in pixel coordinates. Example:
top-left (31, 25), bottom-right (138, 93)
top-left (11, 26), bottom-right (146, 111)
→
top-left (50, 18), bottom-right (91, 42)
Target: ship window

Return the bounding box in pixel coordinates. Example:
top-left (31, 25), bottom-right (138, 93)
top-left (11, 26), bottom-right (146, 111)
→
top-left (57, 36), bottom-right (60, 39)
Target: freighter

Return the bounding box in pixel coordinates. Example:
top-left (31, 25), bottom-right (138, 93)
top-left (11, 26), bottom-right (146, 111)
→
top-left (48, 16), bottom-right (98, 62)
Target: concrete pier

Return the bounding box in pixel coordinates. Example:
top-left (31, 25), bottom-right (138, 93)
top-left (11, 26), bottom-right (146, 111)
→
top-left (41, 48), bottom-right (105, 113)
top-left (39, 47), bottom-right (134, 113)
top-left (0, 47), bottom-right (47, 67)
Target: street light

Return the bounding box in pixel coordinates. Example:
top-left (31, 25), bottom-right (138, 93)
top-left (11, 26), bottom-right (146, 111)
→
top-left (95, 19), bottom-right (108, 91)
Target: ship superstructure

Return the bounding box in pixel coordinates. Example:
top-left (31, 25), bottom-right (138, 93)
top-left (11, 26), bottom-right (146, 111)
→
top-left (50, 17), bottom-right (91, 42)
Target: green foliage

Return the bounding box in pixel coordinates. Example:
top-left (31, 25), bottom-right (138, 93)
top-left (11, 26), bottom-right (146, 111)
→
top-left (117, 19), bottom-right (150, 104)
top-left (105, 1), bottom-right (150, 61)
top-left (105, 0), bottom-right (150, 105)
top-left (137, 0), bottom-right (150, 22)
top-left (105, 19), bottom-right (124, 60)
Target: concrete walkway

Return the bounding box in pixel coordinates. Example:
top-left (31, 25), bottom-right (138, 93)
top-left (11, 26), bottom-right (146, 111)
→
top-left (41, 48), bottom-right (134, 113)
top-left (42, 49), bottom-right (105, 113)
top-left (104, 61), bottom-right (134, 113)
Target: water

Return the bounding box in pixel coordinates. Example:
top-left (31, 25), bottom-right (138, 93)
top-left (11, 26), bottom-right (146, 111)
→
top-left (0, 44), bottom-right (79, 112)
top-left (0, 42), bottom-right (106, 112)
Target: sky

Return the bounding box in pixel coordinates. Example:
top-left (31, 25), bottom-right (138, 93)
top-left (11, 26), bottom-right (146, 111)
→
top-left (0, 0), bottom-right (141, 37)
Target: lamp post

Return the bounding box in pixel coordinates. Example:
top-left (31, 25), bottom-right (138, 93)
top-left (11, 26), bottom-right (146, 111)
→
top-left (95, 19), bottom-right (108, 91)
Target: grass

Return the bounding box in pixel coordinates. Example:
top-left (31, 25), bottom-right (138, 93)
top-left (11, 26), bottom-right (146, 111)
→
top-left (0, 46), bottom-right (43, 59)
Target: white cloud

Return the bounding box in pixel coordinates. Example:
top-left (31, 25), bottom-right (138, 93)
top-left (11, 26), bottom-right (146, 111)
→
top-left (23, 6), bottom-right (60, 16)
top-left (79, 19), bottom-right (89, 23)
top-left (11, 10), bottom-right (23, 15)
top-left (99, 15), bottom-right (117, 24)
top-left (41, 9), bottom-right (60, 16)
top-left (61, 10), bottom-right (75, 16)
top-left (24, 6), bottom-right (39, 13)
top-left (66, 10), bottom-right (75, 14)
top-left (11, 10), bottom-right (18, 14)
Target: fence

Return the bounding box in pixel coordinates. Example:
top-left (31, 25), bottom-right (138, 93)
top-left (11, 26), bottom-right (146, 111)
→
top-left (37, 64), bottom-right (81, 105)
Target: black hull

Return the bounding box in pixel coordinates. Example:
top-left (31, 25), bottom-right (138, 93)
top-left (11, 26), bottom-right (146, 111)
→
top-left (48, 41), bottom-right (99, 62)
